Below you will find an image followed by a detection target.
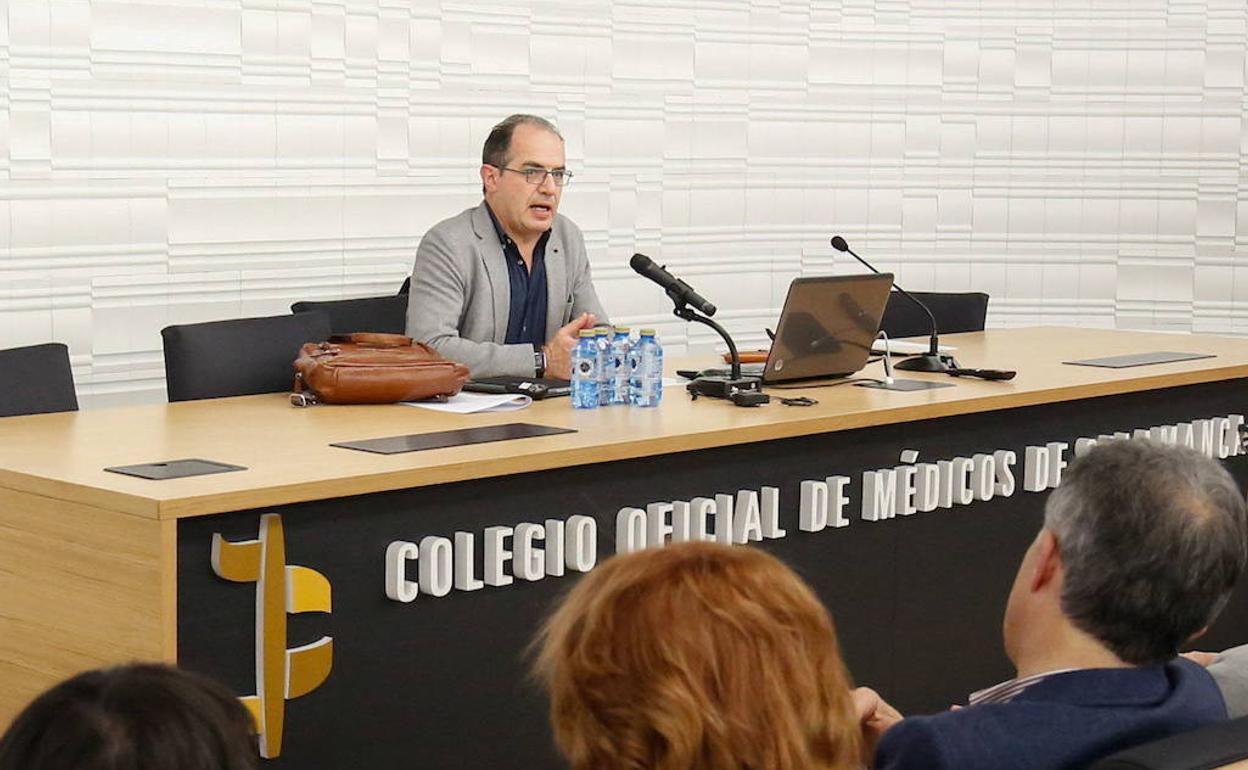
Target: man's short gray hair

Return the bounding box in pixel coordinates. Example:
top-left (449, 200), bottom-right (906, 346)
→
top-left (482, 114), bottom-right (563, 168)
top-left (1045, 440), bottom-right (1247, 665)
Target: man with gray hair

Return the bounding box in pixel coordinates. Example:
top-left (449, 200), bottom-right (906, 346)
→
top-left (856, 440), bottom-right (1247, 770)
top-left (406, 114), bottom-right (607, 379)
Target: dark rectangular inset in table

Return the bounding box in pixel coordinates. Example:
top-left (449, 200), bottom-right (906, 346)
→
top-left (1064, 351), bottom-right (1215, 368)
top-left (105, 458), bottom-right (247, 480)
top-left (331, 423), bottom-right (576, 455)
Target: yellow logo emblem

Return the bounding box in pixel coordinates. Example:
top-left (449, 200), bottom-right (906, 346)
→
top-left (212, 513), bottom-right (333, 759)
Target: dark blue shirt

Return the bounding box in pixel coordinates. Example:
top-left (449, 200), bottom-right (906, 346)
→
top-left (485, 204), bottom-right (549, 351)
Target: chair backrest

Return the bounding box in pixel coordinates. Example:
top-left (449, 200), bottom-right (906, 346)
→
top-left (879, 291), bottom-right (990, 339)
top-left (290, 295), bottom-right (408, 336)
top-left (161, 312), bottom-right (332, 402)
top-left (1088, 715), bottom-right (1248, 770)
top-left (0, 343), bottom-right (78, 417)
top-left (397, 276), bottom-right (410, 295)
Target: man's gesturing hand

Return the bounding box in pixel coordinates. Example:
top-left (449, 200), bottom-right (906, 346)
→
top-left (542, 313), bottom-right (597, 380)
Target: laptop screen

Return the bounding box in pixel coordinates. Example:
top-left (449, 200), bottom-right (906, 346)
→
top-left (764, 273), bottom-right (894, 383)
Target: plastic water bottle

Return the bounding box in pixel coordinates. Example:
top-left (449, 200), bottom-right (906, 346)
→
top-left (571, 330), bottom-right (599, 409)
top-left (632, 329), bottom-right (663, 407)
top-left (609, 326), bottom-right (631, 405)
top-left (642, 330), bottom-right (663, 407)
top-left (627, 331), bottom-right (644, 406)
top-left (595, 326), bottom-right (611, 406)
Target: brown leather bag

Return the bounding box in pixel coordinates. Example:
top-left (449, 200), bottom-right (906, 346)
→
top-left (291, 333), bottom-right (470, 406)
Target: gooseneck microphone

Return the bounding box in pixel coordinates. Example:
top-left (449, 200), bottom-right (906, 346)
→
top-left (829, 236), bottom-right (949, 372)
top-left (629, 253), bottom-right (765, 405)
top-left (630, 253), bottom-right (717, 317)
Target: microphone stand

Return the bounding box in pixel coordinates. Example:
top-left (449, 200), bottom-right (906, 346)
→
top-left (893, 320), bottom-right (953, 373)
top-left (831, 237), bottom-right (952, 373)
top-left (672, 304), bottom-right (765, 404)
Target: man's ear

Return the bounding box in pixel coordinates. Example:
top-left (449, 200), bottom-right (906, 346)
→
top-left (1030, 529), bottom-right (1062, 592)
top-left (480, 165), bottom-right (498, 193)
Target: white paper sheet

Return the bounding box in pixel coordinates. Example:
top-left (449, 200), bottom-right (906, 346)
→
top-left (403, 392), bottom-right (532, 414)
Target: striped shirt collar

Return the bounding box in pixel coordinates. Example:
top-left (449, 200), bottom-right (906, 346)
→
top-left (968, 668), bottom-right (1079, 706)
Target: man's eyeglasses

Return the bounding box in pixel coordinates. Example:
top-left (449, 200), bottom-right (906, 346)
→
top-left (493, 165), bottom-right (573, 187)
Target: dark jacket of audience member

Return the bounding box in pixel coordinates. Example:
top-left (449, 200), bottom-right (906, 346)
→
top-left (0, 663), bottom-right (258, 770)
top-left (875, 659), bottom-right (1223, 770)
top-left (869, 440), bottom-right (1248, 770)
top-left (535, 541), bottom-right (861, 770)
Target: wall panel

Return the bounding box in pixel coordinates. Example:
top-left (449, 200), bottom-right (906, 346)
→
top-left (0, 0), bottom-right (1245, 404)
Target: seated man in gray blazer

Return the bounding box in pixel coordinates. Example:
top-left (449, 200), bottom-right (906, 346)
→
top-left (406, 114), bottom-right (607, 379)
top-left (1185, 644), bottom-right (1248, 718)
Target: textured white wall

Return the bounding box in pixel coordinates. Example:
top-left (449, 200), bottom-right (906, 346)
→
top-left (2, 1), bottom-right (1246, 405)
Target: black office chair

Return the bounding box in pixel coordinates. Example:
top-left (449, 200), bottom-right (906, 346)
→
top-left (290, 295), bottom-right (408, 336)
top-left (880, 291), bottom-right (989, 339)
top-left (0, 343), bottom-right (79, 417)
top-left (397, 276), bottom-right (410, 295)
top-left (161, 312), bottom-right (331, 402)
top-left (1088, 715), bottom-right (1248, 770)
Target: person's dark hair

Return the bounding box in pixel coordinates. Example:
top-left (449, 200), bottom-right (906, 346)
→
top-left (481, 114), bottom-right (562, 168)
top-left (0, 663), bottom-right (258, 770)
top-left (1045, 440), bottom-right (1248, 665)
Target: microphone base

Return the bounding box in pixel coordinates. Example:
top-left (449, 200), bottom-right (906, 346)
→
top-left (686, 376), bottom-right (764, 402)
top-left (894, 353), bottom-right (953, 373)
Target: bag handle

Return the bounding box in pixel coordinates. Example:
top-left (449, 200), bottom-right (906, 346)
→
top-left (329, 332), bottom-right (413, 348)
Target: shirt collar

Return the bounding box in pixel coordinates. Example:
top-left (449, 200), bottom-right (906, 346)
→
top-left (483, 202), bottom-right (512, 247)
top-left (968, 668), bottom-right (1079, 706)
top-left (483, 201), bottom-right (551, 251)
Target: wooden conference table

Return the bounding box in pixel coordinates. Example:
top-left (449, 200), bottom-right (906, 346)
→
top-left (1, 327), bottom-right (1247, 768)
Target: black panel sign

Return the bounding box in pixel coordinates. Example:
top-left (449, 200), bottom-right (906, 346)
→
top-left (331, 423), bottom-right (575, 454)
top-left (1065, 351), bottom-right (1216, 368)
top-left (105, 458), bottom-right (246, 480)
top-left (178, 381), bottom-right (1248, 770)
top-left (857, 378), bottom-right (956, 391)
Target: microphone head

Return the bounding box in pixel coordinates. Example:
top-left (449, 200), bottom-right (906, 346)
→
top-left (629, 253), bottom-right (652, 271)
top-left (829, 236), bottom-right (849, 253)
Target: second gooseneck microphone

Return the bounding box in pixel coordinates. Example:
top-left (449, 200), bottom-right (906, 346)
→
top-left (630, 253), bottom-right (717, 317)
top-left (829, 236), bottom-right (948, 372)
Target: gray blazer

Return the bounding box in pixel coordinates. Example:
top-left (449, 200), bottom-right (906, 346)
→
top-left (405, 202), bottom-right (608, 378)
top-left (1208, 644), bottom-right (1248, 718)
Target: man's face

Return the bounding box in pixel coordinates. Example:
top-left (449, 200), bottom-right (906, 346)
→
top-left (1002, 529), bottom-right (1054, 665)
top-left (481, 123), bottom-right (566, 243)
top-left (1002, 536), bottom-right (1036, 663)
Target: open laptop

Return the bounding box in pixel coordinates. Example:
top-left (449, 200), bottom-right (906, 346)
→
top-left (689, 273), bottom-right (894, 385)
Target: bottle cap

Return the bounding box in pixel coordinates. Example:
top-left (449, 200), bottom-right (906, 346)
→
top-left (614, 325), bottom-right (630, 333)
top-left (595, 326), bottom-right (610, 335)
top-left (579, 329), bottom-right (596, 338)
top-left (640, 328), bottom-right (656, 336)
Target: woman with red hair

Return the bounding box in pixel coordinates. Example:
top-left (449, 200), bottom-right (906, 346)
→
top-left (535, 541), bottom-right (861, 770)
